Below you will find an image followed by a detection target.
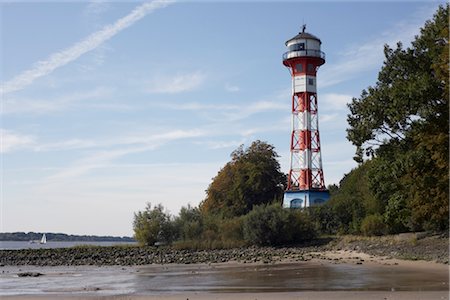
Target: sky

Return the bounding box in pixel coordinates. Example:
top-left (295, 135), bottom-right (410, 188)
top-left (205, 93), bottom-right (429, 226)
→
top-left (1, 0), bottom-right (445, 236)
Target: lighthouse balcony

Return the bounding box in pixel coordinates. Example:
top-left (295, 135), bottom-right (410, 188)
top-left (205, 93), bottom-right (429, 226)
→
top-left (282, 49), bottom-right (325, 61)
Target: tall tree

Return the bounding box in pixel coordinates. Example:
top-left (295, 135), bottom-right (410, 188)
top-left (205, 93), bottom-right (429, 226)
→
top-left (200, 140), bottom-right (286, 218)
top-left (346, 5), bottom-right (449, 231)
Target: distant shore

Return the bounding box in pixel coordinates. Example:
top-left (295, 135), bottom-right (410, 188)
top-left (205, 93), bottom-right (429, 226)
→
top-left (0, 232), bottom-right (135, 243)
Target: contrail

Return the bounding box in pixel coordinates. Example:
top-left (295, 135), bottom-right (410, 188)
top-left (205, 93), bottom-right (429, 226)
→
top-left (1, 0), bottom-right (174, 95)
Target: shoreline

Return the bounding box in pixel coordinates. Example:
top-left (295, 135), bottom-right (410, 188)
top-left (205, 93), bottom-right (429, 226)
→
top-left (2, 235), bottom-right (448, 298)
top-left (2, 291), bottom-right (450, 300)
top-left (1, 233), bottom-right (448, 267)
top-left (1, 250), bottom-right (448, 299)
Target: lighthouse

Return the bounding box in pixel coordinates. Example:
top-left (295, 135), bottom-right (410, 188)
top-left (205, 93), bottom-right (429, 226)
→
top-left (282, 25), bottom-right (330, 209)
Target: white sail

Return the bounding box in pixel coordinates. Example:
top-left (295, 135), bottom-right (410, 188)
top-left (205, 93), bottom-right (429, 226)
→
top-left (40, 233), bottom-right (47, 244)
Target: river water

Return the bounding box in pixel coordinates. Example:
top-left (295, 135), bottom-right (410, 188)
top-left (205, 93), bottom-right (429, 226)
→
top-left (1, 261), bottom-right (448, 296)
top-left (0, 241), bottom-right (136, 250)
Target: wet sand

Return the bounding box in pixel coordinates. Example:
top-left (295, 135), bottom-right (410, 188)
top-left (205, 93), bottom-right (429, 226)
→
top-left (1, 251), bottom-right (448, 299)
top-left (2, 291), bottom-right (449, 300)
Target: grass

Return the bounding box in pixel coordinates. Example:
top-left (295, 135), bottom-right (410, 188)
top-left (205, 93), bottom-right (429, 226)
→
top-left (172, 239), bottom-right (247, 250)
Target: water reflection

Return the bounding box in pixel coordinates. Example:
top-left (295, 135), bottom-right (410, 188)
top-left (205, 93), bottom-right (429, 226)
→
top-left (133, 262), bottom-right (449, 293)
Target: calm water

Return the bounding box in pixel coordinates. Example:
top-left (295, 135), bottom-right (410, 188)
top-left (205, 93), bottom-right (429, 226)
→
top-left (0, 241), bottom-right (136, 250)
top-left (0, 262), bottom-right (448, 296)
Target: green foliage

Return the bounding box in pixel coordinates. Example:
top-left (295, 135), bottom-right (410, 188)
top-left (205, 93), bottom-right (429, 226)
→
top-left (133, 203), bottom-right (175, 246)
top-left (324, 162), bottom-right (378, 234)
top-left (345, 5), bottom-right (449, 232)
top-left (360, 214), bottom-right (387, 236)
top-left (219, 217), bottom-right (245, 242)
top-left (243, 204), bottom-right (316, 246)
top-left (383, 194), bottom-right (410, 233)
top-left (309, 204), bottom-right (339, 235)
top-left (200, 140), bottom-right (286, 218)
top-left (173, 205), bottom-right (203, 241)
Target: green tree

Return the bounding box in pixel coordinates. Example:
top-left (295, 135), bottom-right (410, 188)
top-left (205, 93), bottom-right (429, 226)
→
top-left (200, 140), bottom-right (286, 218)
top-left (327, 162), bottom-right (378, 234)
top-left (346, 5), bottom-right (449, 231)
top-left (173, 204), bottom-right (203, 241)
top-left (133, 203), bottom-right (175, 246)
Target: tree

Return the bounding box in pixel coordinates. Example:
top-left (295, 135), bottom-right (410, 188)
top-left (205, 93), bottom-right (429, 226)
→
top-left (347, 5), bottom-right (448, 161)
top-left (346, 5), bottom-right (449, 231)
top-left (200, 140), bottom-right (286, 218)
top-left (317, 161), bottom-right (380, 234)
top-left (133, 203), bottom-right (175, 246)
top-left (173, 204), bottom-right (203, 241)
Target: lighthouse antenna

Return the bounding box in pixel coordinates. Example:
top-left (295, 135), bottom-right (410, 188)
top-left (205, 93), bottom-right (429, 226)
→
top-left (302, 23), bottom-right (306, 33)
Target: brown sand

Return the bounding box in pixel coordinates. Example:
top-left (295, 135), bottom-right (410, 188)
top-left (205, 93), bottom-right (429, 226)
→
top-left (2, 251), bottom-right (448, 300)
top-left (1, 291), bottom-right (449, 300)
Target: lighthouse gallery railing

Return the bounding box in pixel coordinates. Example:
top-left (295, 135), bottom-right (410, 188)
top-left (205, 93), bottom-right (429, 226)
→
top-left (283, 50), bottom-right (325, 61)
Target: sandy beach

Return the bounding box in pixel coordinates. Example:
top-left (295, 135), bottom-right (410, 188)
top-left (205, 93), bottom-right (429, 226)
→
top-left (1, 250), bottom-right (448, 300)
top-left (1, 291), bottom-right (449, 300)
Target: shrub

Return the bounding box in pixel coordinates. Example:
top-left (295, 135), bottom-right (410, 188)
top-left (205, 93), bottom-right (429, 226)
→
top-left (219, 217), bottom-right (244, 242)
top-left (133, 203), bottom-right (175, 246)
top-left (243, 203), bottom-right (316, 246)
top-left (360, 214), bottom-right (387, 236)
top-left (173, 205), bottom-right (203, 241)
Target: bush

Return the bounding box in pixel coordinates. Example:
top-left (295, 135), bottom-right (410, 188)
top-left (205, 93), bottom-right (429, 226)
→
top-left (219, 217), bottom-right (244, 242)
top-left (243, 203), bottom-right (316, 246)
top-left (133, 203), bottom-right (175, 246)
top-left (173, 205), bottom-right (203, 241)
top-left (360, 214), bottom-right (387, 236)
top-left (309, 204), bottom-right (339, 235)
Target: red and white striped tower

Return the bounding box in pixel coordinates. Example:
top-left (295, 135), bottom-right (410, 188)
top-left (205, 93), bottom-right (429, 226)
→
top-left (282, 25), bottom-right (329, 208)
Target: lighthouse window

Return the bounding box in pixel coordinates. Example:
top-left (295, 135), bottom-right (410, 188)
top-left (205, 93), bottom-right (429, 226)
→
top-left (308, 78), bottom-right (314, 85)
top-left (307, 64), bottom-right (314, 72)
top-left (288, 43), bottom-right (305, 51)
top-left (295, 63), bottom-right (303, 72)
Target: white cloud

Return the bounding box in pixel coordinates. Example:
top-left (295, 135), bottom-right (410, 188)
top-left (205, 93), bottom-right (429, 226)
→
top-left (320, 93), bottom-right (352, 111)
top-left (320, 113), bottom-right (339, 123)
top-left (146, 71), bottom-right (205, 94)
top-left (225, 83), bottom-right (240, 92)
top-left (195, 138), bottom-right (246, 150)
top-left (3, 87), bottom-right (114, 114)
top-left (222, 100), bottom-right (285, 121)
top-left (159, 102), bottom-right (238, 111)
top-left (1, 0), bottom-right (174, 95)
top-left (155, 97), bottom-right (285, 121)
top-left (320, 7), bottom-right (436, 88)
top-left (1, 129), bottom-right (35, 153)
top-left (42, 129), bottom-right (206, 181)
top-left (84, 0), bottom-right (111, 16)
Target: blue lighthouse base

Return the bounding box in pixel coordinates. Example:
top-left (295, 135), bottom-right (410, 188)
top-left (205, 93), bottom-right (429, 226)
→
top-left (283, 190), bottom-right (330, 209)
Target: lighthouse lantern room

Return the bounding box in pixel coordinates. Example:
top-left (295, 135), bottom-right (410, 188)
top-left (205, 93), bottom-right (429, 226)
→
top-left (282, 25), bottom-right (330, 209)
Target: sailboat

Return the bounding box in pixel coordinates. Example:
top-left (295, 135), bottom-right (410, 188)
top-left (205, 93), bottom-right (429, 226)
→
top-left (39, 233), bottom-right (47, 244)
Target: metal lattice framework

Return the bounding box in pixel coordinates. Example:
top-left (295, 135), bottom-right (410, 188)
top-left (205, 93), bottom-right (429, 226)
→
top-left (286, 66), bottom-right (326, 191)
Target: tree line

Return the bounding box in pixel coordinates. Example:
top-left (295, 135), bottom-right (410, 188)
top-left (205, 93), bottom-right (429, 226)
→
top-left (134, 141), bottom-right (314, 248)
top-left (133, 5), bottom-right (448, 247)
top-left (0, 232), bottom-right (135, 242)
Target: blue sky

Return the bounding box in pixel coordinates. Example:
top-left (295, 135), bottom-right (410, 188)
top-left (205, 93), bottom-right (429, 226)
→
top-left (1, 0), bottom-right (444, 236)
